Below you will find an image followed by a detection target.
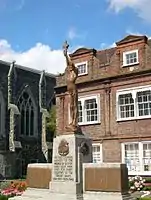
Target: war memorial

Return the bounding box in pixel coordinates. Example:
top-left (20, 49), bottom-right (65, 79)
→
top-left (10, 42), bottom-right (132, 200)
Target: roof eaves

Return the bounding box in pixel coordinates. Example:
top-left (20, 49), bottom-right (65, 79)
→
top-left (0, 60), bottom-right (56, 78)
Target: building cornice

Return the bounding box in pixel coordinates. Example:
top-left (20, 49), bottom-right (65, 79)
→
top-left (55, 68), bottom-right (151, 93)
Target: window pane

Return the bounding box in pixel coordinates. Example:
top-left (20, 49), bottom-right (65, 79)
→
top-left (23, 92), bottom-right (29, 100)
top-left (85, 98), bottom-right (98, 122)
top-left (119, 93), bottom-right (134, 118)
top-left (77, 64), bottom-right (87, 75)
top-left (137, 90), bottom-right (151, 116)
top-left (30, 110), bottom-right (34, 135)
top-left (124, 143), bottom-right (140, 172)
top-left (143, 143), bottom-right (151, 171)
top-left (26, 110), bottom-right (29, 136)
top-left (125, 52), bottom-right (137, 65)
top-left (18, 92), bottom-right (35, 136)
top-left (92, 145), bottom-right (101, 163)
top-left (21, 110), bottom-right (24, 135)
top-left (78, 96), bottom-right (99, 124)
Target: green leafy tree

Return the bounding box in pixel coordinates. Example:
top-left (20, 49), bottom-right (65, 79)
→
top-left (47, 105), bottom-right (56, 137)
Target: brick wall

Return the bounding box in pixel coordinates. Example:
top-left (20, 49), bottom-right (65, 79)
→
top-left (56, 37), bottom-right (151, 87)
top-left (56, 35), bottom-right (151, 162)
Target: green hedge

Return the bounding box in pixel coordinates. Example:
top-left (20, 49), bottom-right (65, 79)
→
top-left (0, 196), bottom-right (9, 200)
top-left (137, 198), bottom-right (151, 200)
top-left (145, 178), bottom-right (151, 183)
top-left (143, 186), bottom-right (151, 191)
top-left (0, 194), bottom-right (16, 200)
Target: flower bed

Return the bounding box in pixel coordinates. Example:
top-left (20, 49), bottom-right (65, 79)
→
top-left (129, 176), bottom-right (145, 192)
top-left (0, 180), bottom-right (27, 199)
top-left (128, 176), bottom-right (151, 199)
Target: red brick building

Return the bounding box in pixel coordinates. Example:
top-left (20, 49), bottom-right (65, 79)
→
top-left (55, 35), bottom-right (151, 176)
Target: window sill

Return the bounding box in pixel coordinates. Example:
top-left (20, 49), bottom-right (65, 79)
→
top-left (122, 62), bottom-right (139, 67)
top-left (128, 171), bottom-right (151, 176)
top-left (117, 115), bottom-right (151, 122)
top-left (78, 72), bottom-right (88, 76)
top-left (79, 121), bottom-right (101, 126)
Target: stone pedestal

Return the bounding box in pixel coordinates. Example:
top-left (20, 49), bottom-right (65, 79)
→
top-left (9, 134), bottom-right (133, 200)
top-left (83, 163), bottom-right (133, 200)
top-left (84, 192), bottom-right (133, 200)
top-left (49, 133), bottom-right (92, 200)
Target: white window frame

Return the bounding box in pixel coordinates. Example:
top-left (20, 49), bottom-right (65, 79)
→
top-left (121, 141), bottom-right (151, 176)
top-left (75, 61), bottom-right (88, 76)
top-left (116, 85), bottom-right (151, 121)
top-left (123, 49), bottom-right (139, 67)
top-left (78, 94), bottom-right (100, 125)
top-left (92, 143), bottom-right (103, 163)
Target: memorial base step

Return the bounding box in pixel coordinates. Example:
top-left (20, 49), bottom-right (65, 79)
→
top-left (9, 188), bottom-right (83, 200)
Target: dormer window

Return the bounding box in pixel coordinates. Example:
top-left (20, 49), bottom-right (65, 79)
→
top-left (75, 61), bottom-right (88, 76)
top-left (123, 50), bottom-right (139, 67)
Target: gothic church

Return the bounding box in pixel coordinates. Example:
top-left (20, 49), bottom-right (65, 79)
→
top-left (0, 60), bottom-right (56, 178)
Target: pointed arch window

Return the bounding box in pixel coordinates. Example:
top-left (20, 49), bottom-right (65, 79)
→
top-left (18, 91), bottom-right (37, 136)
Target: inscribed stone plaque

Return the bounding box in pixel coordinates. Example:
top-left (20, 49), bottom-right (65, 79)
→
top-left (53, 155), bottom-right (74, 181)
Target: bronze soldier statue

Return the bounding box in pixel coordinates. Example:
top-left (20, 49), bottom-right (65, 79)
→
top-left (63, 41), bottom-right (78, 132)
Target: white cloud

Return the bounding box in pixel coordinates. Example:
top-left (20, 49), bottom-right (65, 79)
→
top-left (67, 27), bottom-right (87, 41)
top-left (100, 43), bottom-right (106, 49)
top-left (0, 0), bottom-right (25, 12)
top-left (107, 0), bottom-right (151, 22)
top-left (100, 42), bottom-right (116, 49)
top-left (0, 39), bottom-right (66, 75)
top-left (126, 30), bottom-right (144, 36)
top-left (126, 29), bottom-right (151, 39)
top-left (110, 42), bottom-right (116, 48)
top-left (68, 27), bottom-right (77, 40)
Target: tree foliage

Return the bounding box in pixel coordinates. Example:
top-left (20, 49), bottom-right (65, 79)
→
top-left (46, 105), bottom-right (56, 135)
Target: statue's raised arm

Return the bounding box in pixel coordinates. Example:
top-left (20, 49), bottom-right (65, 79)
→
top-left (63, 41), bottom-right (73, 67)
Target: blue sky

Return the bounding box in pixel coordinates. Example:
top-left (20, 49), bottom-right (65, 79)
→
top-left (0, 0), bottom-right (151, 74)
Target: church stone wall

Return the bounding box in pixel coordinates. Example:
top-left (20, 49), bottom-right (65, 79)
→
top-left (0, 61), bottom-right (56, 179)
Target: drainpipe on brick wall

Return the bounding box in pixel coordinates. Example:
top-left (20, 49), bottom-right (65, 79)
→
top-left (105, 87), bottom-right (111, 136)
